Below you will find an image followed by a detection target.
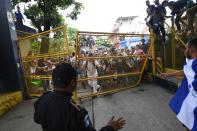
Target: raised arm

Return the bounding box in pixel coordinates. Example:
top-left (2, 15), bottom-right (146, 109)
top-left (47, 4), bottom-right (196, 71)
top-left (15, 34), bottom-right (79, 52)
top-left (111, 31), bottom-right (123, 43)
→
top-left (160, 70), bottom-right (184, 77)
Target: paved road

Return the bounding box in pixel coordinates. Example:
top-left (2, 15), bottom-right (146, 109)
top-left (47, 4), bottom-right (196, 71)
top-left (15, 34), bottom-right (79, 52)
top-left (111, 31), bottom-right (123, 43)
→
top-left (0, 83), bottom-right (184, 131)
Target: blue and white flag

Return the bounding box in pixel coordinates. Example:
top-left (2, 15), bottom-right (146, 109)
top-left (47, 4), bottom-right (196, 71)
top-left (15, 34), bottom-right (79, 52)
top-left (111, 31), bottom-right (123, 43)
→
top-left (169, 59), bottom-right (197, 131)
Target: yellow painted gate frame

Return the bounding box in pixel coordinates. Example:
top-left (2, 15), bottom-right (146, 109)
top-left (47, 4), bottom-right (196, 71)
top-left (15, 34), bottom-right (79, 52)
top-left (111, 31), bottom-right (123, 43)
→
top-left (17, 27), bottom-right (156, 99)
top-left (17, 26), bottom-right (69, 97)
top-left (75, 30), bottom-right (156, 100)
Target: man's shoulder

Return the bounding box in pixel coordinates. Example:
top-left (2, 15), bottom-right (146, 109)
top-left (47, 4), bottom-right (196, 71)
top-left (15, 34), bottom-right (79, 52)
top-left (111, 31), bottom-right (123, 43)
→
top-left (34, 91), bottom-right (53, 105)
top-left (70, 99), bottom-right (85, 112)
top-left (192, 59), bottom-right (197, 72)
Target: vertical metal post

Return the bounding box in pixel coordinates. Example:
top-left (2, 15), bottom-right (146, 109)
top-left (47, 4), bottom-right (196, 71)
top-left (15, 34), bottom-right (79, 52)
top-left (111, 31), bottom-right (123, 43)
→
top-left (74, 31), bottom-right (79, 100)
top-left (171, 17), bottom-right (176, 69)
top-left (151, 29), bottom-right (156, 76)
top-left (64, 27), bottom-right (70, 55)
top-left (0, 0), bottom-right (27, 99)
top-left (163, 45), bottom-right (166, 72)
top-left (171, 34), bottom-right (176, 69)
top-left (92, 97), bottom-right (95, 128)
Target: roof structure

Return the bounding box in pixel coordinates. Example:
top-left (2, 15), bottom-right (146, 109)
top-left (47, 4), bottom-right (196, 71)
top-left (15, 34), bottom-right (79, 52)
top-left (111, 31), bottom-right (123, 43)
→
top-left (115, 16), bottom-right (138, 23)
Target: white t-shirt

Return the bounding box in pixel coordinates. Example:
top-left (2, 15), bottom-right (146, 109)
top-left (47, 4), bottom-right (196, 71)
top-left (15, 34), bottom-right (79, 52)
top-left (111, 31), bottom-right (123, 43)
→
top-left (70, 56), bottom-right (76, 63)
top-left (83, 60), bottom-right (99, 76)
top-left (30, 67), bottom-right (37, 74)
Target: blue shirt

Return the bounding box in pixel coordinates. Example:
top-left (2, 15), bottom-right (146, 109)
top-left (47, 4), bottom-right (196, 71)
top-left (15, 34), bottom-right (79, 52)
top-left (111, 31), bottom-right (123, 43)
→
top-left (15, 12), bottom-right (23, 20)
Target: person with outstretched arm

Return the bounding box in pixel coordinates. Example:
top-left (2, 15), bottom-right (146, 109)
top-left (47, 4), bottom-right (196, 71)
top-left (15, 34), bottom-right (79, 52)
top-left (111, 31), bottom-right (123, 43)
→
top-left (160, 38), bottom-right (197, 131)
top-left (34, 63), bottom-right (126, 131)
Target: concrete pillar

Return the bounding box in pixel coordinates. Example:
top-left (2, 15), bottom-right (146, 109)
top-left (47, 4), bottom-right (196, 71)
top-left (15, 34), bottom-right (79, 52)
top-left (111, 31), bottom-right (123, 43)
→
top-left (0, 0), bottom-right (27, 99)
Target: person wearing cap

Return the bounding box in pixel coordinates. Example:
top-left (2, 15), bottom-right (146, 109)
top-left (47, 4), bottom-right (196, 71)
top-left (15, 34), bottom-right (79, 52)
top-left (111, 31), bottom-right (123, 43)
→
top-left (34, 63), bottom-right (126, 131)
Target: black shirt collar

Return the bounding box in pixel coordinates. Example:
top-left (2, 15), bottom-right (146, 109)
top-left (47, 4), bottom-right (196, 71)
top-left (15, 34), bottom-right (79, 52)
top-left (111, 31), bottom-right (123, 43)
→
top-left (53, 90), bottom-right (72, 98)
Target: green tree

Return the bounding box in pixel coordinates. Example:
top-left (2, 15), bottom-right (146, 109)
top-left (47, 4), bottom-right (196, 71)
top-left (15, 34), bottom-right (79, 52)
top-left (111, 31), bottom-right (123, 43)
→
top-left (12, 0), bottom-right (83, 53)
top-left (95, 36), bottom-right (113, 47)
top-left (67, 27), bottom-right (76, 46)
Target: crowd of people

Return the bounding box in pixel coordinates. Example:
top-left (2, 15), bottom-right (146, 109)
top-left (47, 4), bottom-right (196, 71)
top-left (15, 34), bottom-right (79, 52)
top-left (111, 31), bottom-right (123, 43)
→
top-left (33, 36), bottom-right (197, 131)
top-left (76, 41), bottom-right (147, 93)
top-left (28, 39), bottom-right (147, 93)
top-left (145, 0), bottom-right (197, 42)
top-left (29, 57), bottom-right (69, 91)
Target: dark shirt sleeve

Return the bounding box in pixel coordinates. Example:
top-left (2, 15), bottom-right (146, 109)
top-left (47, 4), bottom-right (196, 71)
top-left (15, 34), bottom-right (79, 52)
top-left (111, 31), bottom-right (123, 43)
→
top-left (78, 108), bottom-right (114, 131)
top-left (34, 99), bottom-right (40, 124)
top-left (146, 8), bottom-right (150, 19)
top-left (171, 10), bottom-right (176, 16)
top-left (34, 91), bottom-right (51, 124)
top-left (100, 126), bottom-right (115, 131)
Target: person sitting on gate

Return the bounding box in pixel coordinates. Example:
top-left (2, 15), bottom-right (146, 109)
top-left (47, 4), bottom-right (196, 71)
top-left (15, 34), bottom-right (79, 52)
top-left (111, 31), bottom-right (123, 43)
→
top-left (167, 0), bottom-right (187, 31)
top-left (184, 0), bottom-right (197, 36)
top-left (145, 0), bottom-right (155, 22)
top-left (15, 6), bottom-right (25, 25)
top-left (160, 38), bottom-right (197, 131)
top-left (152, 0), bottom-right (167, 42)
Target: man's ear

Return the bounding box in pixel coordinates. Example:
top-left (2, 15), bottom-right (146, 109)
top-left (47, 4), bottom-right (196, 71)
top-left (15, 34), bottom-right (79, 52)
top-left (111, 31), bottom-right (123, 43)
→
top-left (190, 47), bottom-right (196, 54)
top-left (70, 79), bottom-right (76, 87)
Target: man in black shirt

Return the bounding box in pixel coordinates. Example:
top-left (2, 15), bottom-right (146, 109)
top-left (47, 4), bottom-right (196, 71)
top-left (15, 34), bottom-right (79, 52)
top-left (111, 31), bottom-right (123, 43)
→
top-left (34, 63), bottom-right (125, 131)
top-left (168, 0), bottom-right (187, 31)
top-left (185, 0), bottom-right (197, 35)
top-left (152, 0), bottom-right (168, 42)
top-left (145, 0), bottom-right (155, 22)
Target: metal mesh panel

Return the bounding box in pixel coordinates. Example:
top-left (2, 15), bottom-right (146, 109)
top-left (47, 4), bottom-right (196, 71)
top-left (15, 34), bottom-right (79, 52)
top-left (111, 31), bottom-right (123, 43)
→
top-left (75, 31), bottom-right (153, 100)
top-left (17, 26), bottom-right (69, 97)
top-left (17, 28), bottom-right (154, 98)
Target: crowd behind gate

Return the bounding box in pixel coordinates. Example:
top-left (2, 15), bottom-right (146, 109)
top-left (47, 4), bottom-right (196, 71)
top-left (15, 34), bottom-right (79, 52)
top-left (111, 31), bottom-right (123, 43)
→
top-left (28, 39), bottom-right (148, 93)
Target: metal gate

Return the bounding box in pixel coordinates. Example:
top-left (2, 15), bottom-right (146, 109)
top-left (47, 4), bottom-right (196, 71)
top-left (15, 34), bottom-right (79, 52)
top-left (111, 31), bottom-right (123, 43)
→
top-left (18, 27), bottom-right (155, 99)
top-left (75, 31), bottom-right (155, 100)
top-left (17, 26), bottom-right (69, 97)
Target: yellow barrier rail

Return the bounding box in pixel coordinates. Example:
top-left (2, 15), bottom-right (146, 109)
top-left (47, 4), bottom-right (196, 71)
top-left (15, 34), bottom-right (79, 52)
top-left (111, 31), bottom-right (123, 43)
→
top-left (156, 57), bottom-right (163, 74)
top-left (17, 28), bottom-right (155, 99)
top-left (77, 54), bottom-right (148, 60)
top-left (164, 21), bottom-right (186, 48)
top-left (78, 31), bottom-right (151, 36)
top-left (18, 26), bottom-right (65, 41)
top-left (22, 52), bottom-right (68, 62)
top-left (25, 72), bottom-right (141, 81)
top-left (74, 30), bottom-right (155, 100)
top-left (18, 26), bottom-right (70, 97)
top-left (163, 5), bottom-right (197, 48)
top-left (76, 81), bottom-right (140, 100)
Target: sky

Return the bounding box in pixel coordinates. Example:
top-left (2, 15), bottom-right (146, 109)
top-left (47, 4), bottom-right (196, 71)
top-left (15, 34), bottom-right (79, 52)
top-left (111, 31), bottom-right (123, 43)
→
top-left (18, 0), bottom-right (179, 32)
top-left (63, 0), bottom-right (147, 32)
